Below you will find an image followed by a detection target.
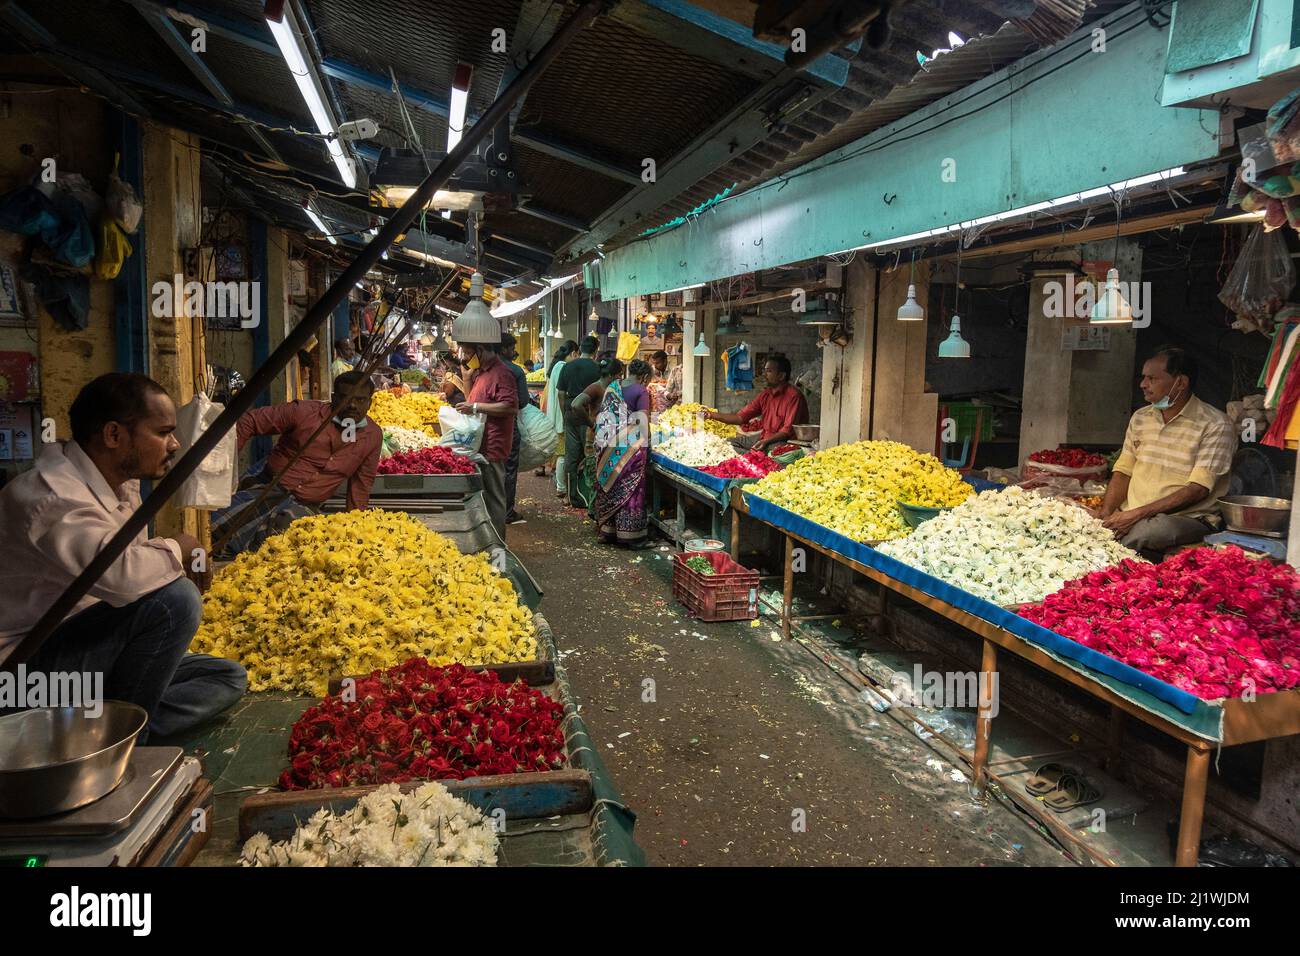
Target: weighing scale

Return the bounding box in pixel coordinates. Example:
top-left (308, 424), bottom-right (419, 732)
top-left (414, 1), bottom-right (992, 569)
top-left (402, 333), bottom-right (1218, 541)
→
top-left (0, 748), bottom-right (209, 867)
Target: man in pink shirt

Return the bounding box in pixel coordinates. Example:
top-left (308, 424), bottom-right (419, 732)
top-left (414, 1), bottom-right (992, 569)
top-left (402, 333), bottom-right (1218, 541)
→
top-left (0, 373), bottom-right (245, 739)
top-left (456, 336), bottom-right (519, 538)
top-left (212, 369), bottom-right (381, 556)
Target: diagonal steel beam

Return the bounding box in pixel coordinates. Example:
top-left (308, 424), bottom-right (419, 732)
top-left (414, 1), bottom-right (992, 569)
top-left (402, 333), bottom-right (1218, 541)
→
top-left (131, 2), bottom-right (283, 160)
top-left (513, 128), bottom-right (643, 185)
top-left (0, 1), bottom-right (152, 116)
top-left (517, 202), bottom-right (590, 233)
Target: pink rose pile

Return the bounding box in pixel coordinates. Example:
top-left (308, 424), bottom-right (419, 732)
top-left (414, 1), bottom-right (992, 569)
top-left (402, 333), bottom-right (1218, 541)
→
top-left (1020, 547), bottom-right (1300, 700)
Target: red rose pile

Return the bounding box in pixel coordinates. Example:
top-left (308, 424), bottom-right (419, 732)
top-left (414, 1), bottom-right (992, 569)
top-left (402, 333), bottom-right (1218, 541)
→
top-left (377, 445), bottom-right (476, 475)
top-left (702, 450), bottom-right (781, 479)
top-left (1021, 547), bottom-right (1300, 699)
top-left (280, 659), bottom-right (566, 790)
top-left (1027, 447), bottom-right (1108, 468)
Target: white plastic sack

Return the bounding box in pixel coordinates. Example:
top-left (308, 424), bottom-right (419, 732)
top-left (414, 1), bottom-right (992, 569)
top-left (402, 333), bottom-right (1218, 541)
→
top-left (437, 405), bottom-right (485, 452)
top-left (516, 403), bottom-right (558, 471)
top-left (174, 393), bottom-right (237, 509)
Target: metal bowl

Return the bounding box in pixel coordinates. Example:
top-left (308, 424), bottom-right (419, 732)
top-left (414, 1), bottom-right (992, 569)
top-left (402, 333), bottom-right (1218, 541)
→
top-left (0, 701), bottom-right (147, 818)
top-left (1217, 495), bottom-right (1291, 538)
top-left (792, 424), bottom-right (820, 442)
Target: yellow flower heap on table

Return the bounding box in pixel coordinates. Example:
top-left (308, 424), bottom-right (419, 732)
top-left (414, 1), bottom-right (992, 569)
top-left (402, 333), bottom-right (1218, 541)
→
top-left (369, 390), bottom-right (446, 438)
top-left (658, 402), bottom-right (739, 439)
top-left (193, 511), bottom-right (536, 694)
top-left (748, 440), bottom-right (972, 542)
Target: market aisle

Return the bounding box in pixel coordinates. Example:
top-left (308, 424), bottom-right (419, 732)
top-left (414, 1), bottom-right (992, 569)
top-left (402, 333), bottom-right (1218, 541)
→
top-left (507, 473), bottom-right (1068, 867)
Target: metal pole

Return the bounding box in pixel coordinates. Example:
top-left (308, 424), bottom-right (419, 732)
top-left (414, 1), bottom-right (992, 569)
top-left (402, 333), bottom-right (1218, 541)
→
top-left (6, 0), bottom-right (605, 667)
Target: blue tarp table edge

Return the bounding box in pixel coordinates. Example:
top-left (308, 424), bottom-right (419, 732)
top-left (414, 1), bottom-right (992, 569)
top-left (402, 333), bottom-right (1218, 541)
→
top-left (739, 490), bottom-right (1226, 741)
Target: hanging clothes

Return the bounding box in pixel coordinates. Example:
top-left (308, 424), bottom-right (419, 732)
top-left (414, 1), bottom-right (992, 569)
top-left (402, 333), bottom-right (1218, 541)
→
top-left (1264, 321), bottom-right (1300, 408)
top-left (724, 342), bottom-right (753, 390)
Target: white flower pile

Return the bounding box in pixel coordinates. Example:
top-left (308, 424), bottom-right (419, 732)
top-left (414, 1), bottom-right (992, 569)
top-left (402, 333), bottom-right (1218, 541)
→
top-left (655, 430), bottom-right (736, 468)
top-left (382, 426), bottom-right (440, 459)
top-left (239, 781), bottom-right (499, 867)
top-left (877, 486), bottom-right (1139, 605)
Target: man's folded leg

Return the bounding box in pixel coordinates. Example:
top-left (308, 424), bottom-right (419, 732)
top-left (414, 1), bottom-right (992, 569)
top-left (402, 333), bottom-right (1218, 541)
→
top-left (148, 653), bottom-right (247, 738)
top-left (25, 577), bottom-right (202, 740)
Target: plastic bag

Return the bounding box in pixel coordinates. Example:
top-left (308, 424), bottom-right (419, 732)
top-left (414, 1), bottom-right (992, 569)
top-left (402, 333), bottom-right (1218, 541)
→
top-left (436, 404), bottom-right (484, 452)
top-left (93, 217), bottom-right (132, 279)
top-left (1218, 224), bottom-right (1295, 332)
top-left (616, 331), bottom-right (640, 362)
top-left (516, 403), bottom-right (558, 470)
top-left (174, 393), bottom-right (237, 509)
top-left (106, 163), bottom-right (143, 234)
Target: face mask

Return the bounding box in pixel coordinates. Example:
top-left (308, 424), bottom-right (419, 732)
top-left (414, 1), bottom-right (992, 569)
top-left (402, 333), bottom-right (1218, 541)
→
top-left (1152, 382), bottom-right (1182, 410)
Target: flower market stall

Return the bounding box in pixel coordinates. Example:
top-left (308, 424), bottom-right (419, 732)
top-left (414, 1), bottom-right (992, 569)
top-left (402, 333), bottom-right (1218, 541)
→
top-left (720, 441), bottom-right (1300, 866)
top-left (234, 613), bottom-right (643, 867)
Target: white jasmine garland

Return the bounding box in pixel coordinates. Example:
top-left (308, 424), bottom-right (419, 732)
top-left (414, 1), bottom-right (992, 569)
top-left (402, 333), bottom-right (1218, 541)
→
top-left (656, 430), bottom-right (736, 467)
top-left (878, 487), bottom-right (1141, 605)
top-left (239, 781), bottom-right (499, 867)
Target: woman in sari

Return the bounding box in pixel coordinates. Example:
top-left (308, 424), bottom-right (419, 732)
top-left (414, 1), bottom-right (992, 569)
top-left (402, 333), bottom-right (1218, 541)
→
top-left (539, 340), bottom-right (577, 487)
top-left (593, 359), bottom-right (654, 547)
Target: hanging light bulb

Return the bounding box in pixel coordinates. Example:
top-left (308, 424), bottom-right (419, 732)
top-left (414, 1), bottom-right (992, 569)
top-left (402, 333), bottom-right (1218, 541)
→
top-left (937, 315), bottom-right (971, 358)
top-left (948, 31), bottom-right (965, 48)
top-left (692, 332), bottom-right (711, 357)
top-left (1089, 267), bottom-right (1133, 325)
top-left (897, 284), bottom-right (924, 321)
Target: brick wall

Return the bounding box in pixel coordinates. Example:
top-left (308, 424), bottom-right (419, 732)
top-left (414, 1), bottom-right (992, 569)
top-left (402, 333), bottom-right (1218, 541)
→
top-left (710, 310), bottom-right (823, 423)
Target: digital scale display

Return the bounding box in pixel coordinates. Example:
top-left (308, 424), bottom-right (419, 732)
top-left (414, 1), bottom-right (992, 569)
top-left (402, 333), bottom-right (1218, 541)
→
top-left (0, 855), bottom-right (47, 867)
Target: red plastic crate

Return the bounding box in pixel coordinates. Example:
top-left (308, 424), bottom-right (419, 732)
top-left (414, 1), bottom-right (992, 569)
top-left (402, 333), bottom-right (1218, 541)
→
top-left (672, 551), bottom-right (759, 622)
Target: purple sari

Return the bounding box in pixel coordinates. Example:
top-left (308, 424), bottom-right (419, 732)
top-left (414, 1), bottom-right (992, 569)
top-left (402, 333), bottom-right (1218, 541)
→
top-left (593, 380), bottom-right (650, 544)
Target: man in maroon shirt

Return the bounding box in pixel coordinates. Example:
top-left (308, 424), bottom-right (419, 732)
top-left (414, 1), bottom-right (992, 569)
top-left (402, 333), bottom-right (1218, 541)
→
top-left (212, 370), bottom-right (381, 556)
top-left (705, 354), bottom-right (808, 452)
top-left (456, 338), bottom-right (518, 539)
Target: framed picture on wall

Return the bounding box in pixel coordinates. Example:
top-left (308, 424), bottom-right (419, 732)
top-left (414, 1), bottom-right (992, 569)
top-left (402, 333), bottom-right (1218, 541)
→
top-left (0, 261), bottom-right (26, 325)
top-left (664, 290), bottom-right (683, 307)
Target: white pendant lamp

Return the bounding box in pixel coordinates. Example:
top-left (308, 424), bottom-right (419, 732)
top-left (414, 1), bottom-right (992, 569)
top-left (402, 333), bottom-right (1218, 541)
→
top-left (897, 284), bottom-right (924, 321)
top-left (1089, 268), bottom-right (1133, 325)
top-left (451, 273), bottom-right (500, 344)
top-left (937, 315), bottom-right (971, 358)
top-left (692, 332), bottom-right (711, 357)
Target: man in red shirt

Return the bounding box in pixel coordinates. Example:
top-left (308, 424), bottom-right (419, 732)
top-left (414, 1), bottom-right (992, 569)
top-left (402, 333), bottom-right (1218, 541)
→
top-left (212, 370), bottom-right (381, 556)
top-left (457, 337), bottom-right (519, 539)
top-left (705, 354), bottom-right (808, 451)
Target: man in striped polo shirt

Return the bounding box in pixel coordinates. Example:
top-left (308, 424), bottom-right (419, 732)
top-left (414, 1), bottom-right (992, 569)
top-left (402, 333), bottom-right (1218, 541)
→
top-left (1099, 347), bottom-right (1236, 560)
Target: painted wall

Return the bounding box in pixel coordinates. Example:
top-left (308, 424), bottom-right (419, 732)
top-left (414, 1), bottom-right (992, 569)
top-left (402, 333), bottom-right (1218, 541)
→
top-left (0, 86), bottom-right (116, 468)
top-left (599, 5), bottom-right (1221, 299)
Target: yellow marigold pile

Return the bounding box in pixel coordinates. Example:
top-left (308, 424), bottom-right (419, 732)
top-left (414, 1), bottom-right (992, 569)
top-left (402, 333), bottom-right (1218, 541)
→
top-left (748, 440), bottom-right (972, 542)
top-left (526, 368), bottom-right (547, 383)
top-left (193, 511), bottom-right (536, 694)
top-left (369, 390), bottom-right (446, 437)
top-left (658, 402), bottom-right (739, 438)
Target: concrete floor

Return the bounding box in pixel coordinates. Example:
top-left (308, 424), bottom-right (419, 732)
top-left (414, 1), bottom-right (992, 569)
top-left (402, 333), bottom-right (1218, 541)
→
top-left (506, 472), bottom-right (1070, 867)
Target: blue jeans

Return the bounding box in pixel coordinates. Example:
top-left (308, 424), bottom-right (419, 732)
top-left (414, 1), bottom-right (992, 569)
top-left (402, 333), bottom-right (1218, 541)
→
top-left (211, 488), bottom-right (319, 558)
top-left (24, 578), bottom-right (246, 740)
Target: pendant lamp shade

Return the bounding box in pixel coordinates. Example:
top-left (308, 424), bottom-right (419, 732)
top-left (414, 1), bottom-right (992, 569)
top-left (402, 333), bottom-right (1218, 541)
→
top-left (937, 315), bottom-right (971, 358)
top-left (1089, 268), bottom-right (1133, 325)
top-left (451, 273), bottom-right (501, 344)
top-left (897, 284), bottom-right (925, 321)
top-left (692, 332), bottom-right (711, 357)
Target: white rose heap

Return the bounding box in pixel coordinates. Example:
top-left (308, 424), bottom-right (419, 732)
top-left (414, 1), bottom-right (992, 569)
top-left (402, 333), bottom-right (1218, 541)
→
top-left (655, 430), bottom-right (736, 468)
top-left (877, 486), bottom-right (1140, 605)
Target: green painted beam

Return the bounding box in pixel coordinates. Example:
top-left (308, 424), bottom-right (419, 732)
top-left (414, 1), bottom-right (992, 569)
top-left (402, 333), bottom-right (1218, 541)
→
top-left (599, 5), bottom-right (1223, 300)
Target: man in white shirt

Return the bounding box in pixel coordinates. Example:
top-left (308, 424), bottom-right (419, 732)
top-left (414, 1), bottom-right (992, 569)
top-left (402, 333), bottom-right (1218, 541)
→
top-left (0, 373), bottom-right (245, 739)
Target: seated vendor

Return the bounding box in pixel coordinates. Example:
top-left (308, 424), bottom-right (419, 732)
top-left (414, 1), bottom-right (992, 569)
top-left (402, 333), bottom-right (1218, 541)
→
top-left (704, 354), bottom-right (808, 452)
top-left (1100, 346), bottom-right (1236, 560)
top-left (212, 370), bottom-right (381, 557)
top-left (0, 373), bottom-right (246, 739)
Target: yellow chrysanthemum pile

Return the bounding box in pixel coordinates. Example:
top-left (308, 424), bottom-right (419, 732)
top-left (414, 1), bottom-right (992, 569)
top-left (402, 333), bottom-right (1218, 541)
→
top-left (369, 390), bottom-right (446, 437)
top-left (526, 368), bottom-right (547, 383)
top-left (193, 511), bottom-right (536, 694)
top-left (659, 402), bottom-right (739, 438)
top-left (748, 440), bottom-right (972, 542)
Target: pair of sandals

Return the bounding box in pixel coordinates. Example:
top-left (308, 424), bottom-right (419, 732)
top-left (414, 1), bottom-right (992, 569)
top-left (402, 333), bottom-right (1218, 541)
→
top-left (1024, 762), bottom-right (1104, 813)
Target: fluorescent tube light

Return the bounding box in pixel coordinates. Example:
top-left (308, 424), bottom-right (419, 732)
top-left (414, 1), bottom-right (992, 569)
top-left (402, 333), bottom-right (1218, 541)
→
top-left (304, 205), bottom-right (337, 245)
top-left (266, 7), bottom-right (356, 189)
